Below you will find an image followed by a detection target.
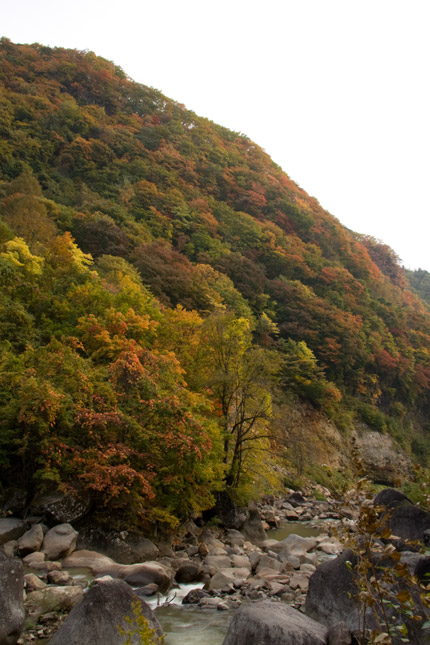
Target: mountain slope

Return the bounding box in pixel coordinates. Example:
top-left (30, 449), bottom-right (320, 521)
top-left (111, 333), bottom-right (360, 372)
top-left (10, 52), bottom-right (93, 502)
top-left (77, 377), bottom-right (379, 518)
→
top-left (0, 39), bottom-right (429, 519)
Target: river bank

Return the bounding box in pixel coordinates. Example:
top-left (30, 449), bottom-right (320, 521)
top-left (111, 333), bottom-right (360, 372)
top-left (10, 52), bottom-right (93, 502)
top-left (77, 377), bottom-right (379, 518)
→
top-left (1, 488), bottom-right (343, 644)
top-left (3, 485), bottom-right (430, 644)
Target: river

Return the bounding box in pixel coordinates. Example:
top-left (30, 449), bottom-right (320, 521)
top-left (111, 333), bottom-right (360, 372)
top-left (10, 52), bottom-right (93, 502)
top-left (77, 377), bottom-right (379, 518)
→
top-left (32, 519), bottom-right (330, 644)
top-left (152, 520), bottom-right (326, 644)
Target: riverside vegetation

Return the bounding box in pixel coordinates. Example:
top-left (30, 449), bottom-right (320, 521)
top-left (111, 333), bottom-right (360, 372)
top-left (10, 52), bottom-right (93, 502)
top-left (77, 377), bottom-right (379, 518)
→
top-left (117, 600), bottom-right (165, 645)
top-left (1, 39), bottom-right (430, 541)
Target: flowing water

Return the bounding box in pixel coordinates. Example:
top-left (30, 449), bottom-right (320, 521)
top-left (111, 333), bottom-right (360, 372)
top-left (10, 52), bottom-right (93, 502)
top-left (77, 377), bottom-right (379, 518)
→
top-left (152, 520), bottom-right (331, 644)
top-left (144, 582), bottom-right (232, 644)
top-left (154, 604), bottom-right (233, 644)
top-left (33, 520), bottom-right (332, 643)
top-left (267, 519), bottom-right (330, 541)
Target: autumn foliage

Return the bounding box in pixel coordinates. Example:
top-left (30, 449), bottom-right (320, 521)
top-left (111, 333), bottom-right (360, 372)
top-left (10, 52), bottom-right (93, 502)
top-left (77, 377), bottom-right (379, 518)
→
top-left (1, 39), bottom-right (430, 525)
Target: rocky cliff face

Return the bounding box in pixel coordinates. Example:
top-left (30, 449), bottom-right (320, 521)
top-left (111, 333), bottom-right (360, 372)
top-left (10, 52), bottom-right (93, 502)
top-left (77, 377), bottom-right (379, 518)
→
top-left (353, 425), bottom-right (413, 485)
top-left (283, 402), bottom-right (412, 486)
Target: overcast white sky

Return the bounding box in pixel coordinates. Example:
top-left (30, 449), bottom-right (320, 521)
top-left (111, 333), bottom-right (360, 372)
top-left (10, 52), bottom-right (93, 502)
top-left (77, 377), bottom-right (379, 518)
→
top-left (3, 0), bottom-right (430, 271)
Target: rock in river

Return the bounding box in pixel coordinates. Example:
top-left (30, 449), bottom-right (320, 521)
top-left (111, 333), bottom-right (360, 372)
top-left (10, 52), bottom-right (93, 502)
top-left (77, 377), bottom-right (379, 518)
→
top-left (222, 600), bottom-right (328, 645)
top-left (0, 551), bottom-right (25, 645)
top-left (49, 578), bottom-right (163, 645)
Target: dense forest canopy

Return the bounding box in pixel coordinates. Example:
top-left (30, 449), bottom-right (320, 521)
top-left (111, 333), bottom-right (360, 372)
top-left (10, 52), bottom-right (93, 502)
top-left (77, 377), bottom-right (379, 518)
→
top-left (1, 39), bottom-right (429, 527)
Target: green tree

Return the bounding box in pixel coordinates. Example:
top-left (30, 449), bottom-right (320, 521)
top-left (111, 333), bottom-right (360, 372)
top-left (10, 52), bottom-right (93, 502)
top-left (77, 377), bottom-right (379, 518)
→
top-left (279, 338), bottom-right (341, 411)
top-left (205, 313), bottom-right (281, 489)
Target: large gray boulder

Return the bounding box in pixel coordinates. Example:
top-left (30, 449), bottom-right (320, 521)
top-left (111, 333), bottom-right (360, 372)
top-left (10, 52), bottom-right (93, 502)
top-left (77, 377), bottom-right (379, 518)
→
top-left (0, 489), bottom-right (27, 516)
top-left (62, 551), bottom-right (173, 593)
top-left (0, 551), bottom-right (25, 645)
top-left (62, 549), bottom-right (113, 573)
top-left (206, 491), bottom-right (249, 529)
top-left (306, 548), bottom-right (361, 629)
top-left (25, 586), bottom-right (83, 621)
top-left (97, 535), bottom-right (159, 565)
top-left (30, 489), bottom-right (91, 524)
top-left (174, 559), bottom-right (202, 583)
top-left (204, 554), bottom-right (232, 569)
top-left (272, 533), bottom-right (318, 557)
top-left (208, 570), bottom-right (237, 591)
top-left (23, 551), bottom-right (45, 566)
top-left (48, 579), bottom-right (163, 645)
top-left (222, 600), bottom-right (328, 645)
top-left (76, 528), bottom-right (159, 564)
top-left (327, 622), bottom-right (352, 644)
top-left (24, 573), bottom-right (47, 592)
top-left (17, 523), bottom-right (44, 555)
top-left (122, 535), bottom-right (159, 563)
top-left (388, 503), bottom-right (430, 542)
top-left (225, 529), bottom-right (245, 547)
top-left (372, 488), bottom-right (430, 542)
top-left (41, 523), bottom-right (78, 560)
top-left (373, 488), bottom-right (411, 508)
top-left (306, 547), bottom-right (430, 644)
top-left (121, 561), bottom-right (172, 593)
top-left (0, 518), bottom-right (26, 545)
top-left (241, 503), bottom-right (267, 545)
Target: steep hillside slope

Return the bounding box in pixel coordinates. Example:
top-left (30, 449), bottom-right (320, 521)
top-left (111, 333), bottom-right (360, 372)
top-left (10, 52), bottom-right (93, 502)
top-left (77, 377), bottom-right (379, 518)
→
top-left (0, 39), bottom-right (429, 521)
top-left (406, 268), bottom-right (430, 309)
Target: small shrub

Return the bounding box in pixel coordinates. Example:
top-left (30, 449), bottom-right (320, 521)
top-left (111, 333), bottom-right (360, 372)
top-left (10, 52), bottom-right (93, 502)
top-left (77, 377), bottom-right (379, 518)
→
top-left (356, 402), bottom-right (387, 433)
top-left (336, 477), bottom-right (430, 644)
top-left (312, 490), bottom-right (327, 501)
top-left (401, 467), bottom-right (430, 508)
top-left (305, 463), bottom-right (350, 494)
top-left (118, 599), bottom-right (164, 645)
top-left (411, 437), bottom-right (430, 467)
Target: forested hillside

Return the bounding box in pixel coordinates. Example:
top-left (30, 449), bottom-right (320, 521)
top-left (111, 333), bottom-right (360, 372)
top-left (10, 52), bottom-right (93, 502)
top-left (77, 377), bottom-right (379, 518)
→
top-left (1, 39), bottom-right (429, 527)
top-left (406, 268), bottom-right (430, 310)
